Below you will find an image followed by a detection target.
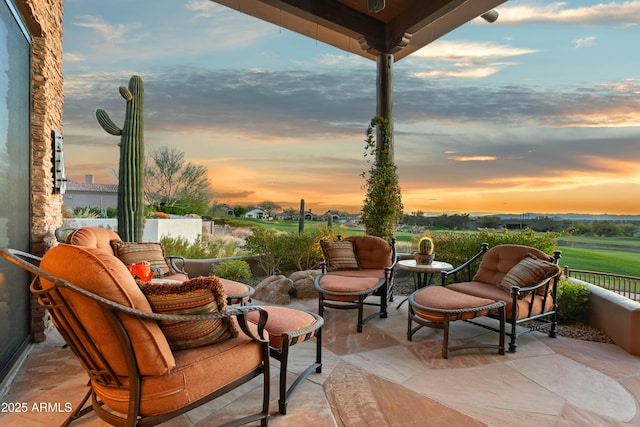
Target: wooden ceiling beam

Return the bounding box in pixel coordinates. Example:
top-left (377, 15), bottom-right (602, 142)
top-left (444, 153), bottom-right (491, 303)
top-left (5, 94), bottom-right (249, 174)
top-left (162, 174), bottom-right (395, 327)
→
top-left (276, 0), bottom-right (387, 53)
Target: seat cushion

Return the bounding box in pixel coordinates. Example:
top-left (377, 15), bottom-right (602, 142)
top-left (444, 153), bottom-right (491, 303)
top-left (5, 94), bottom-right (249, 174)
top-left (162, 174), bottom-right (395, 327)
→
top-left (40, 244), bottom-right (175, 376)
top-left (497, 254), bottom-right (560, 294)
top-left (316, 271), bottom-right (385, 302)
top-left (411, 286), bottom-right (496, 322)
top-left (111, 241), bottom-right (172, 277)
top-left (66, 226), bottom-right (120, 255)
top-left (472, 245), bottom-right (553, 287)
top-left (346, 235), bottom-right (392, 269)
top-left (448, 281), bottom-right (554, 320)
top-left (246, 306), bottom-right (317, 349)
top-left (138, 277), bottom-right (238, 350)
top-left (320, 239), bottom-right (359, 271)
top-left (92, 319), bottom-right (264, 417)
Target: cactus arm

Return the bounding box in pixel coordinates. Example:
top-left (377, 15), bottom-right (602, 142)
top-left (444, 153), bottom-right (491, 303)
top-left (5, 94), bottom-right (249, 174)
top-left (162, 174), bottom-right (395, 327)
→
top-left (119, 86), bottom-right (133, 101)
top-left (96, 109), bottom-right (122, 136)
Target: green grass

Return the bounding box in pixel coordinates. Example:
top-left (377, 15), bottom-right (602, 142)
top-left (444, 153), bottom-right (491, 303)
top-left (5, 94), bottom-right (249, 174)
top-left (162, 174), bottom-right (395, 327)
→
top-left (558, 235), bottom-right (640, 247)
top-left (226, 218), bottom-right (416, 242)
top-left (558, 247), bottom-right (640, 277)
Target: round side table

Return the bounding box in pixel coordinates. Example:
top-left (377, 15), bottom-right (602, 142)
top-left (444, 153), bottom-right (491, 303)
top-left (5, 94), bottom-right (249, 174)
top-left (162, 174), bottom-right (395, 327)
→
top-left (396, 259), bottom-right (453, 308)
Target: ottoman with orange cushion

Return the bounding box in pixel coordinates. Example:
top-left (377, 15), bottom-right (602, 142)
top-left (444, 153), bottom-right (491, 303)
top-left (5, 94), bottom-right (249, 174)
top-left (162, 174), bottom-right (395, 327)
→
top-left (407, 286), bottom-right (506, 359)
top-left (219, 278), bottom-right (254, 305)
top-left (247, 306), bottom-right (323, 414)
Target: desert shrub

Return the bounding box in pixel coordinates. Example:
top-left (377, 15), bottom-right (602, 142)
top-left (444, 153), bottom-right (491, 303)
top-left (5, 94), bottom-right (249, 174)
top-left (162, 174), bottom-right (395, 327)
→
top-left (245, 226), bottom-right (340, 275)
top-left (159, 205), bottom-right (189, 216)
top-left (161, 235), bottom-right (226, 259)
top-left (244, 228), bottom-right (288, 276)
top-left (284, 226), bottom-right (340, 271)
top-left (418, 228), bottom-right (559, 269)
top-left (556, 278), bottom-right (590, 324)
top-left (73, 206), bottom-right (100, 218)
top-left (211, 260), bottom-right (252, 283)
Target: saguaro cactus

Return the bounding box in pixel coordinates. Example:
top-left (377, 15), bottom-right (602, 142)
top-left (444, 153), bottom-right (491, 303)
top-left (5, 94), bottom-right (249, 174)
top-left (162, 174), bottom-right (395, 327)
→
top-left (96, 75), bottom-right (145, 242)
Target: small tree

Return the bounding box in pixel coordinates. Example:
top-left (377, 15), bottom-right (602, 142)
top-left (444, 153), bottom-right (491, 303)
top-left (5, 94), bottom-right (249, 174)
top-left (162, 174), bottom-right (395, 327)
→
top-left (233, 205), bottom-right (248, 217)
top-left (145, 147), bottom-right (212, 215)
top-left (360, 116), bottom-right (403, 241)
top-left (258, 201), bottom-right (281, 219)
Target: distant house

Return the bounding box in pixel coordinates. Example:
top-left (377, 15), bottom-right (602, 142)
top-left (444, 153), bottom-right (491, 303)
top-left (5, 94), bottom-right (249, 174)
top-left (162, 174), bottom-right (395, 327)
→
top-left (292, 210), bottom-right (317, 221)
top-left (217, 203), bottom-right (235, 216)
top-left (346, 214), bottom-right (362, 224)
top-left (245, 208), bottom-right (267, 219)
top-left (64, 174), bottom-right (117, 211)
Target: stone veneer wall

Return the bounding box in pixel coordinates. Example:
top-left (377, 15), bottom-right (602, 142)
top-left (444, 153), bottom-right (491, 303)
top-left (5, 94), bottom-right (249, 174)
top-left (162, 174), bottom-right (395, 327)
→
top-left (17, 0), bottom-right (64, 341)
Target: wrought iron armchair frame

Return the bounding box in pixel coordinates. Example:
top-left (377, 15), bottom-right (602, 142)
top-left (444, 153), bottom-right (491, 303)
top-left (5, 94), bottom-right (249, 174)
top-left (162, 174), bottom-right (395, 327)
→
top-left (314, 236), bottom-right (397, 332)
top-left (440, 243), bottom-right (562, 352)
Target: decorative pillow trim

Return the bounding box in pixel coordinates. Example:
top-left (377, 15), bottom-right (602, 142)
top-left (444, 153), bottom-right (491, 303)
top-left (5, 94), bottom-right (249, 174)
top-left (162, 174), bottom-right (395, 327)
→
top-left (321, 240), bottom-right (359, 271)
top-left (111, 240), bottom-right (171, 277)
top-left (497, 253), bottom-right (560, 294)
top-left (139, 276), bottom-right (237, 350)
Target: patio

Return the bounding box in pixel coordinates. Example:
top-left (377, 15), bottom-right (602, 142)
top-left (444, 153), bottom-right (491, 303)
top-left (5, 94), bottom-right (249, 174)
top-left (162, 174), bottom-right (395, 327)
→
top-left (2, 293), bottom-right (639, 426)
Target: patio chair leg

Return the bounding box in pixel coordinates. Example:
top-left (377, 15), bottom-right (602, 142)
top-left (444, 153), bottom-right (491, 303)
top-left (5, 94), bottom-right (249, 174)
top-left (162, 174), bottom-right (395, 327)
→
top-left (549, 312), bottom-right (558, 338)
top-left (380, 287), bottom-right (388, 319)
top-left (357, 296), bottom-right (364, 332)
top-left (508, 321), bottom-right (518, 353)
top-left (61, 384), bottom-right (94, 427)
top-left (442, 314), bottom-right (451, 359)
top-left (315, 327), bottom-right (322, 373)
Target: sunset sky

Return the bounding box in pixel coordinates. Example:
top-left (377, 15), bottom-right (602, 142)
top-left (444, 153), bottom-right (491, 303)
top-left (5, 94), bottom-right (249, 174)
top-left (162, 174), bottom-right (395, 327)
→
top-left (61, 1), bottom-right (640, 216)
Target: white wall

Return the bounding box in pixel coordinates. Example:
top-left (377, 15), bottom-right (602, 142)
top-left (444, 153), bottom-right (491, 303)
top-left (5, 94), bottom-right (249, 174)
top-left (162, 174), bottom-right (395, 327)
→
top-left (62, 218), bottom-right (202, 243)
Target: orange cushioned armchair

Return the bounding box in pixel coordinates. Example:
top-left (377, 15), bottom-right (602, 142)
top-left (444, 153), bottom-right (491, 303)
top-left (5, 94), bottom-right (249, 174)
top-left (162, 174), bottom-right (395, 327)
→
top-left (1, 245), bottom-right (270, 426)
top-left (314, 235), bottom-right (396, 332)
top-left (441, 244), bottom-right (561, 352)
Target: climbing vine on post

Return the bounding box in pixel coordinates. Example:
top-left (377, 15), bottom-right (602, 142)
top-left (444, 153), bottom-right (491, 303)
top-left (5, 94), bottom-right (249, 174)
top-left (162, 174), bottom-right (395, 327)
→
top-left (95, 75), bottom-right (145, 242)
top-left (361, 116), bottom-right (403, 241)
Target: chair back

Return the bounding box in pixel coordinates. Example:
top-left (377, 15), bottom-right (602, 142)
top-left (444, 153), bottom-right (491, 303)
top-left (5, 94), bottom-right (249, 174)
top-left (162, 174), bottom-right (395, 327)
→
top-left (345, 235), bottom-right (394, 269)
top-left (473, 244), bottom-right (553, 286)
top-left (66, 226), bottom-right (121, 255)
top-left (29, 245), bottom-right (174, 378)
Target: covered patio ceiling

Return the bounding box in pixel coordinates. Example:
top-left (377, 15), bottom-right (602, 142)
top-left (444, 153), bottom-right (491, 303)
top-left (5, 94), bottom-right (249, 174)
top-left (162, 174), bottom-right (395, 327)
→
top-left (210, 0), bottom-right (506, 61)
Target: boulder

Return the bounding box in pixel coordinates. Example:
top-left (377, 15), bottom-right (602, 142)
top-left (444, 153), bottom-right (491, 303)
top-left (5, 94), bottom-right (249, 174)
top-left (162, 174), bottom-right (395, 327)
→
top-left (253, 275), bottom-right (294, 304)
top-left (289, 270), bottom-right (321, 299)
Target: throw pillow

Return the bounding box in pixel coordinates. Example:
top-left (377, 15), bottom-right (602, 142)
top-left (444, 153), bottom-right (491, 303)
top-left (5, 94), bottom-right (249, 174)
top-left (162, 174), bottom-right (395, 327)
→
top-left (111, 241), bottom-right (171, 277)
top-left (320, 239), bottom-right (359, 271)
top-left (138, 276), bottom-right (238, 350)
top-left (497, 254), bottom-right (560, 294)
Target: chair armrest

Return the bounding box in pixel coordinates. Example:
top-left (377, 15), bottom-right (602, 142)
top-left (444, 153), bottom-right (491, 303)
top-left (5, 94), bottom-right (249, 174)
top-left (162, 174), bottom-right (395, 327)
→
top-left (319, 260), bottom-right (327, 273)
top-left (54, 226), bottom-right (76, 243)
top-left (440, 243), bottom-right (489, 285)
top-left (510, 274), bottom-right (559, 298)
top-left (166, 255), bottom-right (188, 276)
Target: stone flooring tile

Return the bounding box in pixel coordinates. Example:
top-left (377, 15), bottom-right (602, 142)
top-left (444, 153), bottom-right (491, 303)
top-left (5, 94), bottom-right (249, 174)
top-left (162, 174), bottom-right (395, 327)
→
top-left (507, 354), bottom-right (637, 422)
top-left (324, 361), bottom-right (484, 427)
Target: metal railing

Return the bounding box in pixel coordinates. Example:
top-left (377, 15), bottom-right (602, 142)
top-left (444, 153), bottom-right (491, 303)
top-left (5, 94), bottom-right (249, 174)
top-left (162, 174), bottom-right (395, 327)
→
top-left (563, 267), bottom-right (640, 302)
